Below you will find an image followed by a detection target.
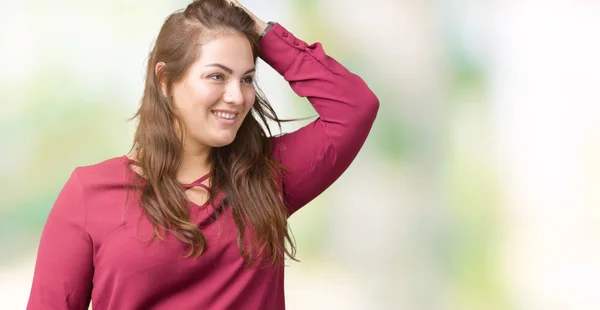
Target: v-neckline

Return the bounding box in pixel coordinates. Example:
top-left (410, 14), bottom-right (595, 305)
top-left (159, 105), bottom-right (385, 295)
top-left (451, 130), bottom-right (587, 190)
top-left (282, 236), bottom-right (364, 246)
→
top-left (124, 155), bottom-right (212, 191)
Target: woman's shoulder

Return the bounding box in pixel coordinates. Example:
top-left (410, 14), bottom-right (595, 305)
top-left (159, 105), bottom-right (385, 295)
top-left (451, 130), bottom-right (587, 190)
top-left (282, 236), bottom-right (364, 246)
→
top-left (65, 155), bottom-right (142, 243)
top-left (71, 155), bottom-right (131, 188)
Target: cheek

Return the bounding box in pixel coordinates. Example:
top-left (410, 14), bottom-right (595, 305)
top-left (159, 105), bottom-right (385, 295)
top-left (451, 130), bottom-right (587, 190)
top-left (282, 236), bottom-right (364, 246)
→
top-left (245, 90), bottom-right (256, 110)
top-left (196, 84), bottom-right (222, 110)
top-left (174, 81), bottom-right (222, 111)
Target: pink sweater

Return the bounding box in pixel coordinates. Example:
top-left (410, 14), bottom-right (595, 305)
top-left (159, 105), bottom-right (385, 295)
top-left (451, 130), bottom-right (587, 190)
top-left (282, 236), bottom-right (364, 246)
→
top-left (27, 23), bottom-right (379, 310)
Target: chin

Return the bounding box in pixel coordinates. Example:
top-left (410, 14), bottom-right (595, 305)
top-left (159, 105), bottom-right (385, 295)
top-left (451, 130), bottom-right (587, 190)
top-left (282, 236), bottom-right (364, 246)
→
top-left (208, 136), bottom-right (237, 148)
top-left (210, 141), bottom-right (234, 148)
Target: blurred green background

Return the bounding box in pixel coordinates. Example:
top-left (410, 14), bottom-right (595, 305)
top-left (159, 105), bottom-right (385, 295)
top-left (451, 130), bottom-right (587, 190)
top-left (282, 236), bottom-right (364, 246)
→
top-left (1, 1), bottom-right (600, 309)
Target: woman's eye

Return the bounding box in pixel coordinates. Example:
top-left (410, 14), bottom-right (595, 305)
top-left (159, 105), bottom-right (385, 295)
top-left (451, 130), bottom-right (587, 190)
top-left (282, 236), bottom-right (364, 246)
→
top-left (208, 74), bottom-right (225, 81)
top-left (242, 76), bottom-right (254, 84)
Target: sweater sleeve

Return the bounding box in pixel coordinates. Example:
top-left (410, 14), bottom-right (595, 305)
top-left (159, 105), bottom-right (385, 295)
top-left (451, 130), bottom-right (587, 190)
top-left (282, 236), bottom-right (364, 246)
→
top-left (260, 23), bottom-right (380, 215)
top-left (27, 169), bottom-right (93, 310)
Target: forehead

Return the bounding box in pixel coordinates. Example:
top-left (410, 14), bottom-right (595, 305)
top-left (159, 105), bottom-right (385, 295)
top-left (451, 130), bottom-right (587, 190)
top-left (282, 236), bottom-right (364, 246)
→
top-left (195, 33), bottom-right (254, 69)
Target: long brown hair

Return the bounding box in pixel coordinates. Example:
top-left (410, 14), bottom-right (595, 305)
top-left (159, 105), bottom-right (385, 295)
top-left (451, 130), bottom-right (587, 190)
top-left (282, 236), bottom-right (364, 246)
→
top-left (130, 0), bottom-right (296, 266)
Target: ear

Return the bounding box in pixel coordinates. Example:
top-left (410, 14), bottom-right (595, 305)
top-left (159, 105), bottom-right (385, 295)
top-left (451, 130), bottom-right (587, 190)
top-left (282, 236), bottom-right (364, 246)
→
top-left (155, 61), bottom-right (168, 97)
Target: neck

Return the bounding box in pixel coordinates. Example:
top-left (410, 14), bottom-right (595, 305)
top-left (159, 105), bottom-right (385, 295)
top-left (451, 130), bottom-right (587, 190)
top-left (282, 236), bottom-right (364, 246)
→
top-left (177, 145), bottom-right (212, 184)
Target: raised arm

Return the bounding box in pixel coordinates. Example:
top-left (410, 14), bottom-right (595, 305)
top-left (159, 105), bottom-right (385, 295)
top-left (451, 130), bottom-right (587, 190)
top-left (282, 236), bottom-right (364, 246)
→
top-left (27, 169), bottom-right (94, 309)
top-left (260, 23), bottom-right (380, 214)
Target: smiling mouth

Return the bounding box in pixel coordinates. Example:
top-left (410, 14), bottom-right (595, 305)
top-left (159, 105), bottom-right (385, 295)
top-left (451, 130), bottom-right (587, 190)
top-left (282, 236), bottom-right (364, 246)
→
top-left (212, 111), bottom-right (238, 120)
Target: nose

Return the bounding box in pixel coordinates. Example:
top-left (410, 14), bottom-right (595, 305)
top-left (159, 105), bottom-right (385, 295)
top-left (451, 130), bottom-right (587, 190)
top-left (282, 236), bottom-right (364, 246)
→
top-left (223, 81), bottom-right (244, 105)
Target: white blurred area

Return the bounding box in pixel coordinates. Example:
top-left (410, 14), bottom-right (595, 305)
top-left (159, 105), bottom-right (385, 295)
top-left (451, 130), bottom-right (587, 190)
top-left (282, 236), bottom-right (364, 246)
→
top-left (1, 0), bottom-right (600, 309)
top-left (491, 3), bottom-right (600, 310)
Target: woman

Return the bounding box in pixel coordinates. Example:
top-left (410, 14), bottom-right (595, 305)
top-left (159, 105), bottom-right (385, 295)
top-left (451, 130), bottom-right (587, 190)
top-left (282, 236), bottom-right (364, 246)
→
top-left (27, 0), bottom-right (379, 309)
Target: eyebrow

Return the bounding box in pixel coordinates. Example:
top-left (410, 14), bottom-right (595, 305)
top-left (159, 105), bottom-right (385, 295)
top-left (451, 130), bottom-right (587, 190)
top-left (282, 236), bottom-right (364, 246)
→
top-left (205, 63), bottom-right (256, 75)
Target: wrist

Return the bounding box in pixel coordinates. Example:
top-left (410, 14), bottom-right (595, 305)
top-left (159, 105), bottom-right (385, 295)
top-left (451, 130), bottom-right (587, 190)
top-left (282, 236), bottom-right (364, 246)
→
top-left (255, 20), bottom-right (269, 36)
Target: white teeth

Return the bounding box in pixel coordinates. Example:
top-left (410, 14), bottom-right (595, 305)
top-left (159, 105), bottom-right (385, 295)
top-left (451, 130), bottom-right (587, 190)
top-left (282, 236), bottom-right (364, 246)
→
top-left (212, 111), bottom-right (236, 119)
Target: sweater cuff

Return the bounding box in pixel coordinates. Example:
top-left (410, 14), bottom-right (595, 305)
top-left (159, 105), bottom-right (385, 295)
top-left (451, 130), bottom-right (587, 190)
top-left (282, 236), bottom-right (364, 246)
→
top-left (259, 21), bottom-right (275, 39)
top-left (258, 23), bottom-right (307, 75)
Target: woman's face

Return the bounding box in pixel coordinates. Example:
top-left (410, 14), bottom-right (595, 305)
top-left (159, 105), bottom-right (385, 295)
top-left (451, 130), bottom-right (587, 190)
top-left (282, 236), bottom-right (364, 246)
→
top-left (167, 33), bottom-right (256, 152)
